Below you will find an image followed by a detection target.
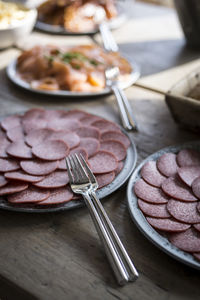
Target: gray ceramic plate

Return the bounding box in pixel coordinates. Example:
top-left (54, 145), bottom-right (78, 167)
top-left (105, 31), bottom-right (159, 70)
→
top-left (35, 3), bottom-right (126, 35)
top-left (7, 58), bottom-right (140, 98)
top-left (127, 141), bottom-right (200, 270)
top-left (0, 123), bottom-right (137, 213)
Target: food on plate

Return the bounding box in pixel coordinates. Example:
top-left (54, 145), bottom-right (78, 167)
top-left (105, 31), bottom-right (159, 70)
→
top-left (0, 108), bottom-right (130, 207)
top-left (133, 149), bottom-right (200, 262)
top-left (0, 0), bottom-right (32, 29)
top-left (38, 0), bottom-right (118, 33)
top-left (16, 44), bottom-right (132, 92)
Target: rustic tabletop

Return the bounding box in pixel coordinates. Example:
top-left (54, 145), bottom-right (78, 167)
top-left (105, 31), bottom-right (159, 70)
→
top-left (0, 1), bottom-right (200, 300)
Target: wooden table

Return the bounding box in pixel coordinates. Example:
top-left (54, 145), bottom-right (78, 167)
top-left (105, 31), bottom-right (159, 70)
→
top-left (0, 2), bottom-right (200, 299)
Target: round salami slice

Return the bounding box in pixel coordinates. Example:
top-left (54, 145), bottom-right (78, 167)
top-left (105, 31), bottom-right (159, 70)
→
top-left (193, 252), bottom-right (200, 261)
top-left (26, 128), bottom-right (54, 147)
top-left (167, 199), bottom-right (200, 224)
top-left (96, 172), bottom-right (115, 189)
top-left (101, 131), bottom-right (130, 149)
top-left (7, 186), bottom-right (49, 203)
top-left (70, 148), bottom-right (88, 160)
top-left (192, 177), bottom-right (200, 199)
top-left (5, 170), bottom-right (44, 183)
top-left (115, 161), bottom-right (124, 175)
top-left (34, 170), bottom-right (69, 188)
top-left (47, 119), bottom-right (81, 131)
top-left (141, 161), bottom-right (166, 187)
top-left (134, 179), bottom-right (169, 204)
top-left (0, 182), bottom-right (28, 196)
top-left (194, 224), bottom-right (200, 232)
top-left (79, 138), bottom-right (99, 157)
top-left (22, 108), bottom-right (45, 122)
top-left (0, 128), bottom-right (6, 138)
top-left (20, 159), bottom-right (58, 176)
top-left (7, 126), bottom-right (24, 142)
top-left (177, 149), bottom-right (200, 167)
top-left (162, 176), bottom-right (198, 202)
top-left (138, 199), bottom-right (170, 218)
top-left (88, 150), bottom-right (118, 174)
top-left (1, 115), bottom-right (21, 131)
top-left (169, 227), bottom-right (200, 252)
top-left (197, 202), bottom-right (200, 214)
top-left (100, 140), bottom-right (126, 161)
top-left (0, 137), bottom-right (10, 158)
top-left (0, 175), bottom-right (8, 188)
top-left (147, 217), bottom-right (190, 232)
top-left (38, 186), bottom-right (73, 205)
top-left (65, 109), bottom-right (88, 120)
top-left (91, 120), bottom-right (121, 133)
top-left (80, 115), bottom-right (101, 126)
top-left (0, 158), bottom-right (20, 172)
top-left (178, 166), bottom-right (200, 187)
top-left (49, 131), bottom-right (80, 149)
top-left (74, 126), bottom-right (100, 140)
top-left (157, 153), bottom-right (178, 177)
top-left (32, 140), bottom-right (69, 161)
top-left (6, 140), bottom-right (33, 159)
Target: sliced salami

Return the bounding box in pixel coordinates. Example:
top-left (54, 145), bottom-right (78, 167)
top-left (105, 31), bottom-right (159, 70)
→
top-left (80, 115), bottom-right (101, 126)
top-left (6, 140), bottom-right (33, 159)
top-left (147, 217), bottom-right (190, 232)
top-left (65, 109), bottom-right (88, 120)
top-left (178, 166), bottom-right (200, 187)
top-left (138, 199), bottom-right (170, 218)
top-left (32, 140), bottom-right (69, 161)
top-left (22, 108), bottom-right (45, 122)
top-left (88, 150), bottom-right (118, 174)
top-left (194, 224), bottom-right (200, 232)
top-left (5, 170), bottom-right (44, 183)
top-left (169, 227), bottom-right (200, 252)
top-left (161, 176), bottom-right (198, 202)
top-left (0, 182), bottom-right (28, 196)
top-left (197, 202), bottom-right (200, 214)
top-left (114, 161), bottom-right (124, 175)
top-left (74, 126), bottom-right (100, 140)
top-left (141, 161), bottom-right (166, 187)
top-left (100, 140), bottom-right (126, 161)
top-left (91, 120), bottom-right (121, 133)
top-left (192, 177), bottom-right (200, 199)
top-left (157, 153), bottom-right (178, 177)
top-left (47, 119), bottom-right (81, 131)
top-left (134, 179), bottom-right (169, 204)
top-left (79, 138), bottom-right (99, 157)
top-left (49, 131), bottom-right (80, 149)
top-left (70, 148), bottom-right (88, 160)
top-left (0, 158), bottom-right (20, 172)
top-left (101, 130), bottom-right (130, 149)
top-left (7, 186), bottom-right (49, 203)
top-left (1, 115), bottom-right (21, 131)
top-left (177, 149), bottom-right (200, 167)
top-left (96, 172), bottom-right (115, 189)
top-left (0, 175), bottom-right (8, 188)
top-left (34, 170), bottom-right (69, 188)
top-left (20, 159), bottom-right (58, 175)
top-left (38, 186), bottom-right (73, 205)
top-left (0, 137), bottom-right (10, 158)
top-left (25, 128), bottom-right (54, 147)
top-left (167, 199), bottom-right (200, 224)
top-left (7, 126), bottom-right (24, 142)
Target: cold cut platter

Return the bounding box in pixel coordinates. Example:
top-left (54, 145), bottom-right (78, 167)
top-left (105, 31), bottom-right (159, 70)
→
top-left (0, 108), bottom-right (137, 213)
top-left (127, 141), bottom-right (200, 270)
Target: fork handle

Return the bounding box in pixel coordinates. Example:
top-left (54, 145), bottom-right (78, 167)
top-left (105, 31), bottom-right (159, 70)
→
top-left (112, 85), bottom-right (138, 131)
top-left (99, 22), bottom-right (119, 52)
top-left (90, 191), bottom-right (139, 282)
top-left (82, 192), bottom-right (130, 285)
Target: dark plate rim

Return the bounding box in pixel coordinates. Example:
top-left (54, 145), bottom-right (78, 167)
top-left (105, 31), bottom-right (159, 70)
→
top-left (127, 140), bottom-right (200, 270)
top-left (0, 111), bottom-right (137, 213)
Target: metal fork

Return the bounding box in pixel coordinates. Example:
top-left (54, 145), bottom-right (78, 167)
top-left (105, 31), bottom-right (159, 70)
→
top-left (66, 154), bottom-right (139, 285)
top-left (105, 66), bottom-right (138, 131)
top-left (99, 22), bottom-right (119, 53)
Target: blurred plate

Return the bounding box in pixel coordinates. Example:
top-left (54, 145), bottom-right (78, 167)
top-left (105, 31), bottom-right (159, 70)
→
top-left (7, 58), bottom-right (140, 98)
top-left (127, 141), bottom-right (200, 270)
top-left (0, 121), bottom-right (137, 213)
top-left (35, 3), bottom-right (126, 35)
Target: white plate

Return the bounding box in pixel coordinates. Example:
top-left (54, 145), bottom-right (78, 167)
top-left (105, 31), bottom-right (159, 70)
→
top-left (7, 58), bottom-right (140, 98)
top-left (35, 3), bottom-right (126, 35)
top-left (127, 141), bottom-right (200, 270)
